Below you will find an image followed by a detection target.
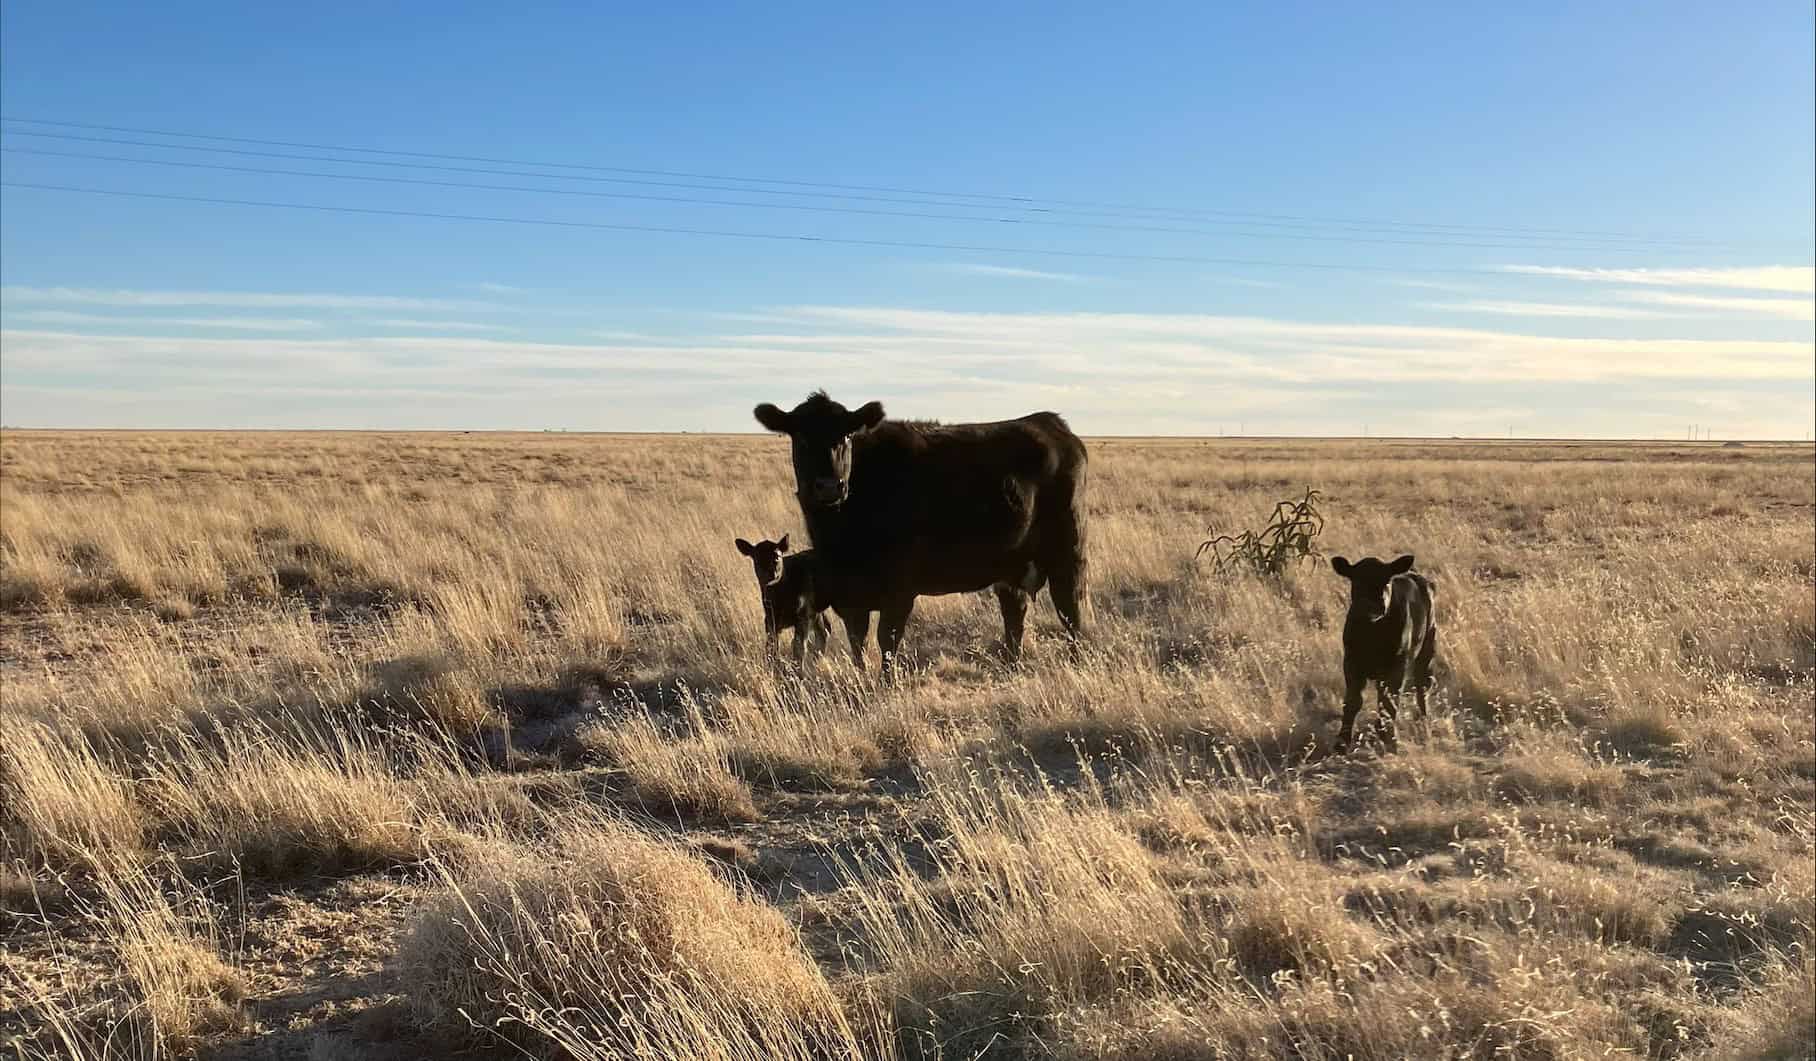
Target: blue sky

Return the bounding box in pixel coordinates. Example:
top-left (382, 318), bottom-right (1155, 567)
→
top-left (1, 2), bottom-right (1811, 437)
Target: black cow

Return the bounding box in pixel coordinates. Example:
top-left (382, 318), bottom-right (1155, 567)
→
top-left (752, 391), bottom-right (1089, 677)
top-left (1329, 554), bottom-right (1438, 752)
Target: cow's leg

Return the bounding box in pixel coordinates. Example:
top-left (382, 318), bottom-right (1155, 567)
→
top-left (1038, 469), bottom-right (1088, 655)
top-left (877, 598), bottom-right (916, 683)
top-left (993, 583), bottom-right (1030, 663)
top-left (839, 608), bottom-right (871, 669)
top-left (1336, 669), bottom-right (1367, 753)
top-left (811, 611), bottom-right (832, 655)
top-left (1047, 557), bottom-right (1087, 655)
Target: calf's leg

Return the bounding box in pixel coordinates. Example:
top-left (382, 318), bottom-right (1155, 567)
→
top-left (791, 616), bottom-right (815, 666)
top-left (1374, 678), bottom-right (1403, 753)
top-left (1336, 669), bottom-right (1367, 753)
top-left (1412, 626), bottom-right (1437, 719)
top-left (761, 600), bottom-right (780, 662)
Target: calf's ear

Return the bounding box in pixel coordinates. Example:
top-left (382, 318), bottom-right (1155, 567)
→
top-left (777, 533), bottom-right (790, 552)
top-left (1390, 554), bottom-right (1415, 574)
top-left (736, 538), bottom-right (755, 556)
top-left (849, 400), bottom-right (886, 432)
top-left (1330, 556), bottom-right (1353, 577)
top-left (753, 403), bottom-right (793, 434)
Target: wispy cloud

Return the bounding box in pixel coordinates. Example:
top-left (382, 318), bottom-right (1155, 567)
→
top-left (4, 305), bottom-right (1809, 435)
top-left (1620, 290), bottom-right (1814, 320)
top-left (1418, 299), bottom-right (1673, 320)
top-left (368, 319), bottom-right (512, 332)
top-left (1381, 277), bottom-right (1482, 294)
top-left (591, 330), bottom-right (667, 341)
top-left (1423, 288), bottom-right (1813, 321)
top-left (13, 310), bottom-right (1807, 390)
top-left (768, 306), bottom-right (1811, 385)
top-left (0, 330), bottom-right (771, 381)
top-left (471, 281), bottom-right (527, 294)
top-left (935, 263), bottom-right (1090, 283)
top-left (1497, 265), bottom-right (1816, 294)
top-left (3, 310), bottom-right (322, 330)
top-left (1, 286), bottom-right (485, 310)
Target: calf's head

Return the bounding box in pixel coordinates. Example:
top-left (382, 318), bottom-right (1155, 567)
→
top-left (1330, 554), bottom-right (1415, 621)
top-left (735, 534), bottom-right (790, 587)
top-left (753, 391), bottom-right (886, 507)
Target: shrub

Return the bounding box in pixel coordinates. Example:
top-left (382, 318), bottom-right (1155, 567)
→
top-left (1197, 488), bottom-right (1326, 578)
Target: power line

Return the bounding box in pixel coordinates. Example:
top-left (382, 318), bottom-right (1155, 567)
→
top-left (0, 115), bottom-right (1769, 248)
top-left (0, 145), bottom-right (1734, 255)
top-left (0, 117), bottom-right (1066, 206)
top-left (6, 128), bottom-right (1380, 233)
top-left (2, 180), bottom-right (1576, 275)
top-left (1, 129), bottom-right (1728, 251)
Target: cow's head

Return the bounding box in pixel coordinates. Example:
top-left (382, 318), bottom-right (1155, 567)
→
top-left (1330, 554), bottom-right (1414, 620)
top-left (752, 391), bottom-right (886, 507)
top-left (735, 534), bottom-right (790, 587)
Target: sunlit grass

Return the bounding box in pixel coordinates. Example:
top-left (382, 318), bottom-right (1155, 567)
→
top-left (1, 430), bottom-right (1809, 1059)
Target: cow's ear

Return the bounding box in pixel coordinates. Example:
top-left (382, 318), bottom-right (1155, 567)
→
top-left (1330, 556), bottom-right (1353, 577)
top-left (754, 403), bottom-right (793, 434)
top-left (777, 533), bottom-right (790, 553)
top-left (849, 400), bottom-right (886, 433)
top-left (1389, 554), bottom-right (1415, 574)
top-left (736, 538), bottom-right (755, 556)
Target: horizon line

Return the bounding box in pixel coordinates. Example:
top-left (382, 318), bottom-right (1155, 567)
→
top-left (0, 426), bottom-right (1808, 444)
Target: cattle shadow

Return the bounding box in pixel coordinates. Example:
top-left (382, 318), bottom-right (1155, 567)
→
top-left (349, 654), bottom-right (749, 770)
top-left (1660, 903), bottom-right (1808, 996)
top-left (1014, 689), bottom-right (1340, 791)
top-left (222, 996), bottom-right (496, 1061)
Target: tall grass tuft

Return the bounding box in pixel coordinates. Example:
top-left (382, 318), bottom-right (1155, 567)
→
top-left (399, 811), bottom-right (876, 1060)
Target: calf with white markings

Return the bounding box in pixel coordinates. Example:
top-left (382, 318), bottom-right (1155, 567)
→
top-left (735, 535), bottom-right (831, 664)
top-left (1330, 554), bottom-right (1437, 753)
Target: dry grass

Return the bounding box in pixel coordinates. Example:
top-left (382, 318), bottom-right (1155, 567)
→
top-left (834, 763), bottom-right (1200, 1057)
top-left (98, 863), bottom-right (248, 1050)
top-left (582, 708), bottom-right (762, 825)
top-left (139, 715), bottom-right (438, 878)
top-left (4, 856), bottom-right (246, 1059)
top-left (1, 429), bottom-right (1810, 1059)
top-left (399, 810), bottom-right (871, 1060)
top-left (1, 715), bottom-right (147, 873)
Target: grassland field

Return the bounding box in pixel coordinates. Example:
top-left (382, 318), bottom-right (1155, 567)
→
top-left (0, 429), bottom-right (1811, 1061)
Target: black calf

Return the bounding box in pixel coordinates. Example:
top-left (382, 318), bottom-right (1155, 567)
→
top-left (735, 536), bottom-right (830, 663)
top-left (1330, 554), bottom-right (1437, 752)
